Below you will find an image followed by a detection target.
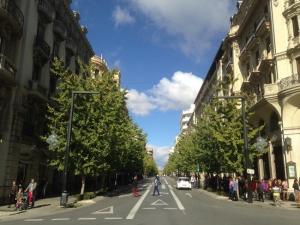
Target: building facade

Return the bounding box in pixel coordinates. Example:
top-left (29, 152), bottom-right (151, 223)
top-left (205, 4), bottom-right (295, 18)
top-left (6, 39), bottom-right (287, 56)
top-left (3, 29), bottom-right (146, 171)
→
top-left (193, 0), bottom-right (300, 187)
top-left (0, 0), bottom-right (93, 200)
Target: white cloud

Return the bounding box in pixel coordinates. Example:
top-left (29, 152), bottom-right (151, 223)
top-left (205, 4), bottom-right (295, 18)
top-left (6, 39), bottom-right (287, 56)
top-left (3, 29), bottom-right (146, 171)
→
top-left (148, 145), bottom-right (171, 169)
top-left (126, 71), bottom-right (203, 116)
top-left (150, 71), bottom-right (203, 111)
top-left (126, 89), bottom-right (156, 116)
top-left (112, 6), bottom-right (135, 27)
top-left (125, 0), bottom-right (233, 60)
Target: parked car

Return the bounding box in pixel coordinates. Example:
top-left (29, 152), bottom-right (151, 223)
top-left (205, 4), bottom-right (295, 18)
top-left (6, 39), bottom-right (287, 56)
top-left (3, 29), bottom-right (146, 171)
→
top-left (176, 177), bottom-right (192, 190)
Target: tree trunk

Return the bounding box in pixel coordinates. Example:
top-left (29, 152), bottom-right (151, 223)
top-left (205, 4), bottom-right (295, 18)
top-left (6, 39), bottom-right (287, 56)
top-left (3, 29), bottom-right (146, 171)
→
top-left (80, 175), bottom-right (86, 196)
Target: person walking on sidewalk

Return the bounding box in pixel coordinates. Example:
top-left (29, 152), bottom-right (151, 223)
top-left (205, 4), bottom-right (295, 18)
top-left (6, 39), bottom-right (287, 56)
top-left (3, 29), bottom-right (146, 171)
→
top-left (25, 178), bottom-right (37, 208)
top-left (152, 175), bottom-right (161, 196)
top-left (8, 180), bottom-right (17, 208)
top-left (132, 175), bottom-right (140, 197)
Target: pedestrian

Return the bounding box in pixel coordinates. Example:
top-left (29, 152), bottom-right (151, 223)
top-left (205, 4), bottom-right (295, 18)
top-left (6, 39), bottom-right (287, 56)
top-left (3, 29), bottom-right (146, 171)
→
top-left (8, 180), bottom-right (17, 208)
top-left (15, 186), bottom-right (24, 210)
top-left (25, 178), bottom-right (37, 208)
top-left (190, 175), bottom-right (195, 188)
top-left (281, 179), bottom-right (288, 201)
top-left (257, 180), bottom-right (264, 202)
top-left (132, 175), bottom-right (140, 197)
top-left (228, 177), bottom-right (234, 200)
top-left (292, 178), bottom-right (299, 191)
top-left (232, 178), bottom-right (239, 201)
top-left (152, 175), bottom-right (161, 196)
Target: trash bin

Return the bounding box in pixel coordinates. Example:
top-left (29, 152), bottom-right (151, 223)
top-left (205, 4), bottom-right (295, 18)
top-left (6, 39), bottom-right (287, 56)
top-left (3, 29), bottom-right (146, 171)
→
top-left (60, 191), bottom-right (69, 207)
top-left (295, 190), bottom-right (300, 204)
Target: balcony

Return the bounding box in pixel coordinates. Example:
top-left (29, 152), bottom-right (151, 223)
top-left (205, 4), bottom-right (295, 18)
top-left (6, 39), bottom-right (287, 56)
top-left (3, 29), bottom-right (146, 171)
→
top-left (38, 0), bottom-right (54, 22)
top-left (255, 16), bottom-right (271, 37)
top-left (0, 0), bottom-right (24, 37)
top-left (66, 37), bottom-right (77, 54)
top-left (33, 36), bottom-right (50, 66)
top-left (0, 53), bottom-right (16, 84)
top-left (53, 19), bottom-right (66, 39)
top-left (257, 51), bottom-right (273, 72)
top-left (279, 74), bottom-right (300, 92)
top-left (248, 68), bottom-right (260, 82)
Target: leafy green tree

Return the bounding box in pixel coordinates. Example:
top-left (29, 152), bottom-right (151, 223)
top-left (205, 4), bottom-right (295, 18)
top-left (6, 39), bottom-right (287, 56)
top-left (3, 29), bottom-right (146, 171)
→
top-left (45, 58), bottom-right (146, 195)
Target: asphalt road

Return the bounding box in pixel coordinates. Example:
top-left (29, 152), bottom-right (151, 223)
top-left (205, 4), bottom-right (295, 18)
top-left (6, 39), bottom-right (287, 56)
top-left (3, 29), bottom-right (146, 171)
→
top-left (1, 177), bottom-right (299, 225)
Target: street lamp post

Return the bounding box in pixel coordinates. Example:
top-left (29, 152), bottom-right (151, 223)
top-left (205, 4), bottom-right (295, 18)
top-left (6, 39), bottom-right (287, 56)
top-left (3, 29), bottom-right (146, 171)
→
top-left (215, 96), bottom-right (253, 203)
top-left (48, 91), bottom-right (100, 207)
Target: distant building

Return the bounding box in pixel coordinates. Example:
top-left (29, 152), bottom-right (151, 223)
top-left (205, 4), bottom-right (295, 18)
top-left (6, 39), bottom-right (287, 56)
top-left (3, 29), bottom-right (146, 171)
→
top-left (91, 55), bottom-right (121, 86)
top-left (146, 146), bottom-right (154, 158)
top-left (180, 104), bottom-right (195, 133)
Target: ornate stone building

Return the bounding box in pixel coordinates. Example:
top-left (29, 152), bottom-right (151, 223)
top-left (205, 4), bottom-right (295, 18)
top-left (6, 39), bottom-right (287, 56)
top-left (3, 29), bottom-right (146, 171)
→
top-left (193, 0), bottom-right (300, 186)
top-left (0, 0), bottom-right (94, 200)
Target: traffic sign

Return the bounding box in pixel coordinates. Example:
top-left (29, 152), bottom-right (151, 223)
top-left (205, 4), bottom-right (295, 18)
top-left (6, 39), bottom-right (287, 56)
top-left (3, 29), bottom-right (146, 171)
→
top-left (247, 169), bottom-right (255, 175)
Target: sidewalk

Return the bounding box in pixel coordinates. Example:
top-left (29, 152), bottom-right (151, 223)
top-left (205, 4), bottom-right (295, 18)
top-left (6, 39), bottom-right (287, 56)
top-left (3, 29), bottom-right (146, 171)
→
top-left (0, 181), bottom-right (146, 221)
top-left (199, 189), bottom-right (300, 210)
top-left (0, 195), bottom-right (79, 218)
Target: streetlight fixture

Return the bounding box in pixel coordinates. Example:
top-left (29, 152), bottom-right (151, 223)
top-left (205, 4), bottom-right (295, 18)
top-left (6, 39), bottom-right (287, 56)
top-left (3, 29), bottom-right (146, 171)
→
top-left (214, 96), bottom-right (253, 203)
top-left (47, 91), bottom-right (100, 207)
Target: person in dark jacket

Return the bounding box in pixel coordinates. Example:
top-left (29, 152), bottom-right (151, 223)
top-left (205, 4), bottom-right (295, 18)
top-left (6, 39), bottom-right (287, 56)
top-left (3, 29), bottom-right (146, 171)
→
top-left (8, 180), bottom-right (17, 208)
top-left (152, 175), bottom-right (161, 196)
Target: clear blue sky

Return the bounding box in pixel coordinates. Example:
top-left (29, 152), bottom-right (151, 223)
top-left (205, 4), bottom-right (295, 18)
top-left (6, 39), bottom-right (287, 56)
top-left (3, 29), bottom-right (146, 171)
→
top-left (72, 0), bottom-right (235, 168)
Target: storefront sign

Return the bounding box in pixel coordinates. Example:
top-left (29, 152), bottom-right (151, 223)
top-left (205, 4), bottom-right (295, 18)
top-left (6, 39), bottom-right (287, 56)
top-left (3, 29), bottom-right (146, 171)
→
top-left (287, 161), bottom-right (297, 179)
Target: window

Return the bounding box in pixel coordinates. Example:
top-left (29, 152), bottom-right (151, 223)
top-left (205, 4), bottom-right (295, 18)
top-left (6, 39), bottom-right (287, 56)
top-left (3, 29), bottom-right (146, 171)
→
top-left (289, 0), bottom-right (295, 6)
top-left (65, 49), bottom-right (73, 68)
top-left (53, 40), bottom-right (60, 59)
top-left (292, 16), bottom-right (299, 37)
top-left (296, 57), bottom-right (300, 77)
top-left (264, 5), bottom-right (268, 14)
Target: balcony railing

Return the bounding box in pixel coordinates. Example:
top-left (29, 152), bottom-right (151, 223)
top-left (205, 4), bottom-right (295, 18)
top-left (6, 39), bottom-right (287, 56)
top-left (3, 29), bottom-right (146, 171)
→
top-left (255, 15), bottom-right (271, 37)
top-left (38, 0), bottom-right (54, 22)
top-left (34, 36), bottom-right (50, 66)
top-left (279, 74), bottom-right (300, 91)
top-left (0, 0), bottom-right (24, 37)
top-left (0, 53), bottom-right (16, 80)
top-left (240, 33), bottom-right (256, 59)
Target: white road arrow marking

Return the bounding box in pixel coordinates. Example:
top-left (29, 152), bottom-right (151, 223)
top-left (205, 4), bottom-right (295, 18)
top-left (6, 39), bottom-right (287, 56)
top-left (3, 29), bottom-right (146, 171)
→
top-left (162, 184), bottom-right (166, 189)
top-left (163, 178), bottom-right (169, 185)
top-left (185, 193), bottom-right (192, 198)
top-left (151, 199), bottom-right (168, 206)
top-left (160, 192), bottom-right (169, 195)
top-left (92, 206), bottom-right (113, 214)
top-left (78, 218), bottom-right (96, 220)
top-left (24, 219), bottom-right (44, 222)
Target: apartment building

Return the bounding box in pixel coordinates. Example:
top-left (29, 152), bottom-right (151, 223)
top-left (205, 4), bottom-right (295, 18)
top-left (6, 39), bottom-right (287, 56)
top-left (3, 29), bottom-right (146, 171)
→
top-left (180, 104), bottom-right (195, 134)
top-left (0, 0), bottom-right (94, 200)
top-left (193, 0), bottom-right (300, 186)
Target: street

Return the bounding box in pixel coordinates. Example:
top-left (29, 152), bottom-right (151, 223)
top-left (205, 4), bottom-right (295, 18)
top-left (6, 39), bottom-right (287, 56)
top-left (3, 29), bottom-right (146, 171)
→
top-left (1, 177), bottom-right (299, 225)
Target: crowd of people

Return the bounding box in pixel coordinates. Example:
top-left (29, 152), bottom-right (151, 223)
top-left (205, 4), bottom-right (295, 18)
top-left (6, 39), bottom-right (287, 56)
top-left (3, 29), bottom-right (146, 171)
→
top-left (203, 174), bottom-right (300, 202)
top-left (7, 178), bottom-right (46, 210)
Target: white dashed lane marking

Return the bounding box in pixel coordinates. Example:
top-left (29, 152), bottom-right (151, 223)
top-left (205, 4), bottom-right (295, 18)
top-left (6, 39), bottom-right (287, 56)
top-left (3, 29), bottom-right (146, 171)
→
top-left (51, 218), bottom-right (70, 221)
top-left (24, 219), bottom-right (44, 222)
top-left (78, 217), bottom-right (97, 220)
top-left (104, 217), bottom-right (123, 220)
